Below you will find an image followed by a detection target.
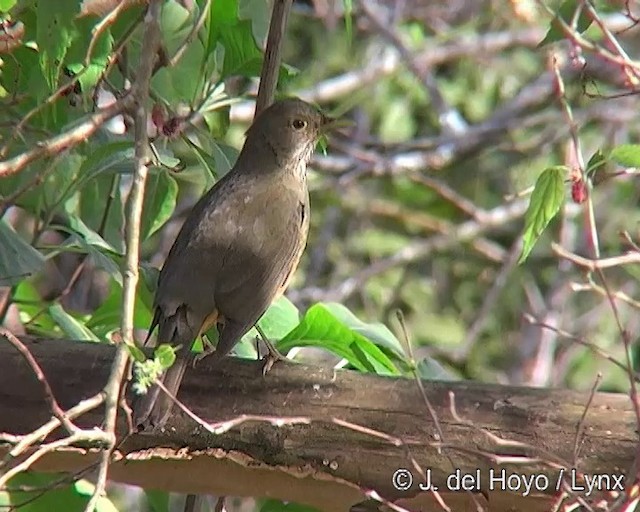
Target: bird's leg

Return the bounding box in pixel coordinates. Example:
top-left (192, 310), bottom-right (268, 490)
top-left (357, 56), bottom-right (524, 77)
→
top-left (192, 333), bottom-right (215, 367)
top-left (255, 324), bottom-right (288, 375)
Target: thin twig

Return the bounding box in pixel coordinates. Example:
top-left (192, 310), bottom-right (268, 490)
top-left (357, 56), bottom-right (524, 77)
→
top-left (254, 0), bottom-right (293, 116)
top-left (2, 394), bottom-right (105, 462)
top-left (0, 329), bottom-right (76, 434)
top-left (168, 0), bottom-right (211, 68)
top-left (572, 372), bottom-right (602, 464)
top-left (84, 2), bottom-right (163, 510)
top-left (0, 97), bottom-right (132, 178)
top-left (523, 313), bottom-right (638, 380)
top-left (552, 242), bottom-right (640, 270)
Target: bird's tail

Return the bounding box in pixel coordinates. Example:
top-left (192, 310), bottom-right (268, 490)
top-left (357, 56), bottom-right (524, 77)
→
top-left (133, 306), bottom-right (195, 429)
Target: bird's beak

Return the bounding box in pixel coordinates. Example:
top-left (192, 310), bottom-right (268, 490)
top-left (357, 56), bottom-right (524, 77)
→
top-left (320, 114), bottom-right (355, 133)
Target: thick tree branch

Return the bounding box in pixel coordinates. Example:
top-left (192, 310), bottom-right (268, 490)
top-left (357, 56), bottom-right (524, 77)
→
top-left (0, 337), bottom-right (636, 512)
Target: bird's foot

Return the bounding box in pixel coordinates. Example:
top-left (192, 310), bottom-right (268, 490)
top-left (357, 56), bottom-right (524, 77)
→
top-left (192, 333), bottom-right (216, 367)
top-left (260, 337), bottom-right (288, 375)
top-left (193, 347), bottom-right (215, 367)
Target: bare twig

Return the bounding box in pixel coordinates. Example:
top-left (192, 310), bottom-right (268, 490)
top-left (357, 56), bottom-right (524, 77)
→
top-left (0, 329), bottom-right (76, 434)
top-left (84, 2), bottom-right (163, 510)
top-left (168, 0), bottom-right (211, 68)
top-left (254, 0), bottom-right (293, 116)
top-left (552, 242), bottom-right (640, 270)
top-left (573, 373), bottom-right (602, 464)
top-left (524, 313), bottom-right (639, 380)
top-left (0, 97), bottom-right (131, 178)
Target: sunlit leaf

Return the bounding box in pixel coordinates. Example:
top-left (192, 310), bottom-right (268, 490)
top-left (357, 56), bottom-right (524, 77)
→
top-left (519, 166), bottom-right (566, 263)
top-left (276, 304), bottom-right (400, 375)
top-left (243, 296), bottom-right (300, 344)
top-left (321, 302), bottom-right (405, 359)
top-left (156, 344), bottom-right (177, 369)
top-left (610, 144), bottom-right (640, 168)
top-left (0, 472), bottom-right (117, 512)
top-left (0, 0), bottom-right (17, 11)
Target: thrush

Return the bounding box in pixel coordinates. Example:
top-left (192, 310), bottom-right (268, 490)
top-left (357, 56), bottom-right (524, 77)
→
top-left (134, 98), bottom-right (335, 428)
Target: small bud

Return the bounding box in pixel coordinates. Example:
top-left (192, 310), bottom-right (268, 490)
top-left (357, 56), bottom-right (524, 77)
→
top-left (571, 178), bottom-right (587, 204)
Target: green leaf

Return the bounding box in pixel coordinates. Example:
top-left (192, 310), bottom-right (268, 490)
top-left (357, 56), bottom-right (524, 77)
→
top-left (79, 173), bottom-right (125, 253)
top-left (416, 358), bottom-right (459, 381)
top-left (0, 218), bottom-right (45, 286)
top-left (206, 0), bottom-right (239, 56)
top-left (219, 20), bottom-right (263, 79)
top-left (239, 0), bottom-right (271, 44)
top-left (36, 0), bottom-right (78, 92)
top-left (586, 149), bottom-right (607, 175)
top-left (73, 480), bottom-right (119, 512)
top-left (49, 303), bottom-right (100, 341)
top-left (519, 166), bottom-right (566, 264)
top-left (321, 302), bottom-right (405, 359)
top-left (155, 344), bottom-right (177, 369)
top-left (13, 281), bottom-right (57, 333)
top-left (538, 0), bottom-right (593, 47)
top-left (66, 17), bottom-right (114, 104)
top-left (59, 230), bottom-right (122, 286)
top-left (141, 169), bottom-right (178, 240)
top-left (243, 296), bottom-right (300, 343)
top-left (260, 499), bottom-right (322, 512)
top-left (610, 144), bottom-right (640, 168)
top-left (87, 281), bottom-right (153, 339)
top-left (0, 0), bottom-right (17, 12)
top-left (343, 0), bottom-right (353, 43)
top-left (128, 344), bottom-right (147, 363)
top-left (77, 141), bottom-right (136, 183)
top-left (145, 489), bottom-right (170, 512)
top-left (276, 304), bottom-right (400, 375)
top-left (211, 141), bottom-right (240, 177)
top-left (0, 472), bottom-right (117, 512)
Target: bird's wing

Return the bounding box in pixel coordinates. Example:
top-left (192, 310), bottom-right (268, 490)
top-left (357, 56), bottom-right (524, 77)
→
top-left (151, 173), bottom-right (308, 349)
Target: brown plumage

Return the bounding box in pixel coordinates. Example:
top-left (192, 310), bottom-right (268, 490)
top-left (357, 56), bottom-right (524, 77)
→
top-left (135, 98), bottom-right (333, 427)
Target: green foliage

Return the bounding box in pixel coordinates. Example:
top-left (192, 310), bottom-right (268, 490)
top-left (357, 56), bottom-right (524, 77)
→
top-left (259, 499), bottom-right (322, 512)
top-left (133, 344), bottom-right (179, 395)
top-left (538, 0), bottom-right (593, 46)
top-left (0, 0), bottom-right (17, 12)
top-left (141, 169), bottom-right (179, 240)
top-left (0, 218), bottom-right (45, 285)
top-left (276, 303), bottom-right (401, 375)
top-left (519, 166), bottom-right (566, 264)
top-left (0, 473), bottom-right (118, 512)
top-left (610, 144), bottom-right (640, 168)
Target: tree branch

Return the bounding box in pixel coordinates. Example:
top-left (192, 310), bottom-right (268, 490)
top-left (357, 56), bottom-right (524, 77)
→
top-left (254, 0), bottom-right (293, 116)
top-left (0, 337), bottom-right (635, 512)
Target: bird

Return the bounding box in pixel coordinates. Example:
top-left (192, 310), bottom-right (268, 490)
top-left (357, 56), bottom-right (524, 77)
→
top-left (134, 98), bottom-right (337, 428)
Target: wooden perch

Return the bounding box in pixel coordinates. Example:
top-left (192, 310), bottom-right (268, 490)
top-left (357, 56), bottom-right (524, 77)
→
top-left (0, 337), bottom-right (636, 511)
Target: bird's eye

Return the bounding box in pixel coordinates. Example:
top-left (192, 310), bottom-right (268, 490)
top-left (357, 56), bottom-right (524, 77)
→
top-left (292, 119), bottom-right (307, 130)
